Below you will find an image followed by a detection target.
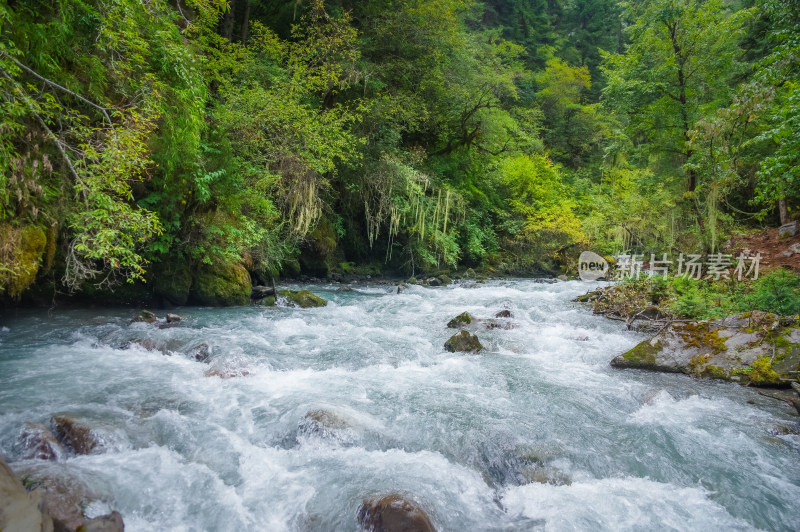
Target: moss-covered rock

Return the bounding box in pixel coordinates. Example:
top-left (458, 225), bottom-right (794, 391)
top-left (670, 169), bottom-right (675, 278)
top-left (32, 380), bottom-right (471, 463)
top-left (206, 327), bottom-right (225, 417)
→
top-left (278, 289), bottom-right (327, 308)
top-left (610, 339), bottom-right (665, 371)
top-left (190, 263), bottom-right (251, 306)
top-left (447, 312), bottom-right (476, 328)
top-left (610, 312), bottom-right (800, 387)
top-left (444, 330), bottom-right (483, 353)
top-left (0, 224), bottom-right (47, 300)
top-left (132, 309), bottom-right (157, 324)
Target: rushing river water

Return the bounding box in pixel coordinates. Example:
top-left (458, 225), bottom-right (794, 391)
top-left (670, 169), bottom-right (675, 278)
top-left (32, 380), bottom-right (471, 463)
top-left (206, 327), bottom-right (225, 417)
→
top-left (1, 280), bottom-right (799, 531)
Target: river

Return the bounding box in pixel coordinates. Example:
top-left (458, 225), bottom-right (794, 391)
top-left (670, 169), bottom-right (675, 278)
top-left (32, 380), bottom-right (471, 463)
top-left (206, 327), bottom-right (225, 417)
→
top-left (1, 279), bottom-right (798, 531)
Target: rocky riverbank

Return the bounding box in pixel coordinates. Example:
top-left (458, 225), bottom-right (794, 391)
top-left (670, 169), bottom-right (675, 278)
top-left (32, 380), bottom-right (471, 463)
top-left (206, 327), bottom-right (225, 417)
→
top-left (575, 281), bottom-right (800, 415)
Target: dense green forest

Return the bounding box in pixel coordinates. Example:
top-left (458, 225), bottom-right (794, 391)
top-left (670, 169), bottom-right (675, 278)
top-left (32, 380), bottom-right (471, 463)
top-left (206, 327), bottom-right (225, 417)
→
top-left (0, 0), bottom-right (797, 305)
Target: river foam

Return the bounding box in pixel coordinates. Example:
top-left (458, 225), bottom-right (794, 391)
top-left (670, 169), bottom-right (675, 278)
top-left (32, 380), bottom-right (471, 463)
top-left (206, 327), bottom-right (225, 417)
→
top-left (1, 280), bottom-right (798, 530)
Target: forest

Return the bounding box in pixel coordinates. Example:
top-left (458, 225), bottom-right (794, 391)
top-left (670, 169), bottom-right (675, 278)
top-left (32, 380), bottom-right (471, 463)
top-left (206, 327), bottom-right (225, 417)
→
top-left (0, 0), bottom-right (798, 306)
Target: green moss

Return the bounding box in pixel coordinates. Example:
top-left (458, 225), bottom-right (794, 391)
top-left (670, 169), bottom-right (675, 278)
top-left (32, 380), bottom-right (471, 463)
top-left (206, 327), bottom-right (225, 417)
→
top-left (612, 340), bottom-right (662, 369)
top-left (741, 355), bottom-right (783, 386)
top-left (190, 263), bottom-right (251, 306)
top-left (444, 330), bottom-right (483, 353)
top-left (0, 224), bottom-right (47, 300)
top-left (675, 322), bottom-right (728, 354)
top-left (279, 289), bottom-right (327, 308)
top-left (702, 365), bottom-right (729, 380)
top-left (447, 311), bottom-right (474, 328)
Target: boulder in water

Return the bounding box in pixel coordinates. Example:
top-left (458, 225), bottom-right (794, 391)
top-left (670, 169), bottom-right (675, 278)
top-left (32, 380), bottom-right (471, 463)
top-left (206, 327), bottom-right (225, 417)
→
top-left (495, 310), bottom-right (513, 318)
top-left (337, 285), bottom-right (354, 293)
top-left (166, 313), bottom-right (182, 323)
top-left (303, 409), bottom-right (350, 431)
top-left (12, 465), bottom-right (124, 532)
top-left (50, 416), bottom-right (99, 455)
top-left (190, 343), bottom-right (211, 362)
top-left (297, 409), bottom-right (354, 443)
top-left (19, 422), bottom-right (64, 461)
top-left (279, 289), bottom-right (327, 308)
top-left (447, 312), bottom-right (477, 329)
top-left (132, 310), bottom-right (157, 324)
top-left (357, 494), bottom-right (436, 532)
top-left (81, 511), bottom-right (124, 532)
top-left (0, 456), bottom-right (53, 531)
top-left (444, 330), bottom-right (483, 353)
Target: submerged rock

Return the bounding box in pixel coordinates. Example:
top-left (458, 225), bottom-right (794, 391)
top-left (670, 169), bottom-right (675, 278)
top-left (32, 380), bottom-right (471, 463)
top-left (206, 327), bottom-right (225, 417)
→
top-left (19, 423), bottom-right (64, 461)
top-left (495, 310), bottom-right (513, 318)
top-left (190, 343), bottom-right (210, 362)
top-left (132, 310), bottom-right (157, 324)
top-left (357, 495), bottom-right (436, 532)
top-left (302, 409), bottom-right (350, 431)
top-left (50, 416), bottom-right (99, 455)
top-left (12, 464), bottom-right (124, 532)
top-left (297, 409), bottom-right (355, 444)
top-left (444, 330), bottom-right (483, 353)
top-left (279, 289), bottom-right (328, 308)
top-left (611, 312), bottom-right (800, 386)
top-left (204, 367), bottom-right (250, 379)
top-left (81, 511), bottom-right (124, 532)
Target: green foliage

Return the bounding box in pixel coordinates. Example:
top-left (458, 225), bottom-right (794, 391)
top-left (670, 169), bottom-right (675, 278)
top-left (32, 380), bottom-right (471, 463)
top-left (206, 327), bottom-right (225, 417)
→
top-left (749, 269), bottom-right (800, 316)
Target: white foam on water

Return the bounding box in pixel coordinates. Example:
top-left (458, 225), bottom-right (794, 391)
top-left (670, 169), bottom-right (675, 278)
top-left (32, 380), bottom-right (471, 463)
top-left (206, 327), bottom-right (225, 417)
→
top-left (501, 476), bottom-right (755, 531)
top-left (1, 280), bottom-right (798, 531)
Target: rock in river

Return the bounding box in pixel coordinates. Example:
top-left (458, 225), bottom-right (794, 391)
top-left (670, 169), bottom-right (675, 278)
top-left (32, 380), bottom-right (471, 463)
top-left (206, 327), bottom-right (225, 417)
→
top-left (357, 494), bottom-right (436, 532)
top-left (611, 311), bottom-right (800, 385)
top-left (279, 289), bottom-right (328, 308)
top-left (19, 422), bottom-right (64, 461)
top-left (50, 416), bottom-right (100, 455)
top-left (444, 330), bottom-right (483, 353)
top-left (446, 312), bottom-right (478, 329)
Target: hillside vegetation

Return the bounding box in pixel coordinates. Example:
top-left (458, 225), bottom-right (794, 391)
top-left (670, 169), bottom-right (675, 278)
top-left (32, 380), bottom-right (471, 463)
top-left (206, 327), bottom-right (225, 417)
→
top-left (1, 0), bottom-right (798, 305)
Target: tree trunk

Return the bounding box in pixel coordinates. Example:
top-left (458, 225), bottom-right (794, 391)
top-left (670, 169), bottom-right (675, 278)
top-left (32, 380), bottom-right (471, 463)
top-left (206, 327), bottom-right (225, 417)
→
top-left (222, 0), bottom-right (237, 41)
top-left (778, 197), bottom-right (790, 225)
top-left (240, 1), bottom-right (251, 44)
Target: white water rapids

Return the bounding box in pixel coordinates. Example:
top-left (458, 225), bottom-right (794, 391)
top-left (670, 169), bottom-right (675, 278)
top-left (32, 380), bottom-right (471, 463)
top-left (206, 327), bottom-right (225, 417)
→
top-left (1, 280), bottom-right (798, 531)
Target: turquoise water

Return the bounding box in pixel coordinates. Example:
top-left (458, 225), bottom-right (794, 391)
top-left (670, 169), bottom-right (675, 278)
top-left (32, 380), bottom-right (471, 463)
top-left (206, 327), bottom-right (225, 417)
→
top-left (1, 280), bottom-right (798, 531)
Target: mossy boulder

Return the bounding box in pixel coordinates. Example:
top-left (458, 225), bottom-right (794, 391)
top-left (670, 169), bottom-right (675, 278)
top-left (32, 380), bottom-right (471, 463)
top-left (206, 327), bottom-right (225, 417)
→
top-left (279, 289), bottom-right (327, 308)
top-left (611, 312), bottom-right (800, 386)
top-left (190, 263), bottom-right (251, 306)
top-left (444, 330), bottom-right (483, 353)
top-left (132, 309), bottom-right (157, 324)
top-left (447, 312), bottom-right (476, 328)
top-left (0, 224), bottom-right (47, 300)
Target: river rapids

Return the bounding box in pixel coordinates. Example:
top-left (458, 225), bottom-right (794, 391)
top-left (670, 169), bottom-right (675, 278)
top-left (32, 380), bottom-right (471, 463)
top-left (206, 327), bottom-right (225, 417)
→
top-left (1, 280), bottom-right (798, 531)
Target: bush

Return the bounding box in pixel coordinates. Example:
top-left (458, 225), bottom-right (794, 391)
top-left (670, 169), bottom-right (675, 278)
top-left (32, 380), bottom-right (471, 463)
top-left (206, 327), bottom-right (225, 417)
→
top-left (748, 269), bottom-right (800, 316)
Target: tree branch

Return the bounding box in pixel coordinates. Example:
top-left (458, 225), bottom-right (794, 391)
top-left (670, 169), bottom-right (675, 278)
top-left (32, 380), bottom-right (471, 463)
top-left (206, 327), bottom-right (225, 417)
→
top-left (1, 51), bottom-right (115, 131)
